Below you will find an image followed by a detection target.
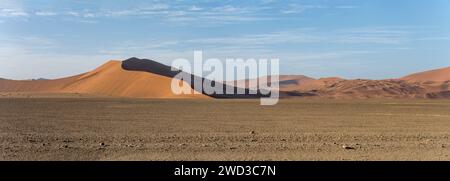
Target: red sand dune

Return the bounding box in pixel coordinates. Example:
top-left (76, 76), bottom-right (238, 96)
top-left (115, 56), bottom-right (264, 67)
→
top-left (0, 61), bottom-right (208, 99)
top-left (401, 67), bottom-right (450, 83)
top-left (241, 67), bottom-right (449, 99)
top-left (400, 67), bottom-right (450, 94)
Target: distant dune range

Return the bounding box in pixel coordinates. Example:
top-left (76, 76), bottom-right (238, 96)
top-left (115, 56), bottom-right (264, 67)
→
top-left (0, 58), bottom-right (449, 99)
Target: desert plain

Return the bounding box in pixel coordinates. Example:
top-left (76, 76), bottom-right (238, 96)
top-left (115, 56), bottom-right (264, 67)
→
top-left (1, 95), bottom-right (449, 161)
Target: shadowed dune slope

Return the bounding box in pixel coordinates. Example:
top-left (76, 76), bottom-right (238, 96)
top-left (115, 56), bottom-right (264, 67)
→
top-left (122, 57), bottom-right (268, 99)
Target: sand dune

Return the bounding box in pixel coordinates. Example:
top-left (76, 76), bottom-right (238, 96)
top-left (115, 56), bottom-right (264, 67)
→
top-left (399, 66), bottom-right (450, 94)
top-left (401, 66), bottom-right (450, 83)
top-left (0, 60), bottom-right (208, 99)
top-left (240, 68), bottom-right (449, 99)
top-left (272, 76), bottom-right (428, 99)
top-left (62, 61), bottom-right (208, 98)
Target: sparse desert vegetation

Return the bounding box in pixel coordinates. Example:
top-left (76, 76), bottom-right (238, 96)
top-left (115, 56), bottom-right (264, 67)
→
top-left (1, 98), bottom-right (449, 161)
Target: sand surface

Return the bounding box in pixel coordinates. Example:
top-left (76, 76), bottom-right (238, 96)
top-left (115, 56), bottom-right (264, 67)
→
top-left (1, 98), bottom-right (449, 161)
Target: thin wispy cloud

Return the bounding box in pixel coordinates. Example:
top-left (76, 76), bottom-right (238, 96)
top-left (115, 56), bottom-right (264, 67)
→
top-left (280, 3), bottom-right (357, 14)
top-left (0, 2), bottom-right (275, 24)
top-left (102, 5), bottom-right (273, 23)
top-left (189, 5), bottom-right (202, 11)
top-left (186, 30), bottom-right (320, 46)
top-left (0, 1), bottom-right (359, 24)
top-left (334, 27), bottom-right (412, 44)
top-left (185, 27), bottom-right (414, 47)
top-left (281, 4), bottom-right (325, 14)
top-left (334, 5), bottom-right (358, 9)
top-left (416, 37), bottom-right (450, 41)
top-left (0, 0), bottom-right (28, 17)
top-left (0, 8), bottom-right (28, 17)
top-left (67, 11), bottom-right (96, 18)
top-left (35, 11), bottom-right (57, 16)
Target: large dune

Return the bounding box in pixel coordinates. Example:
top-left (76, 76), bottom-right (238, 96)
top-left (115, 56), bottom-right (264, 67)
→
top-left (0, 60), bottom-right (208, 99)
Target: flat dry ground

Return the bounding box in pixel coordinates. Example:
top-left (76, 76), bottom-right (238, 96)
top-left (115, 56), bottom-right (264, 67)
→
top-left (0, 97), bottom-right (449, 160)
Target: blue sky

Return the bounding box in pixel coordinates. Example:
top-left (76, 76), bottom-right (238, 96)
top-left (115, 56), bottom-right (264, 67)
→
top-left (0, 0), bottom-right (449, 80)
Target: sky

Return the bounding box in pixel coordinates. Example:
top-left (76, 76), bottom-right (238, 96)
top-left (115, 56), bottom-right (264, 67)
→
top-left (0, 0), bottom-right (450, 80)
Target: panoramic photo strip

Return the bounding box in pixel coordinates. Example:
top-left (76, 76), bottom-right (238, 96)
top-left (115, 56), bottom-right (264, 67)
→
top-left (1, 0), bottom-right (449, 179)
